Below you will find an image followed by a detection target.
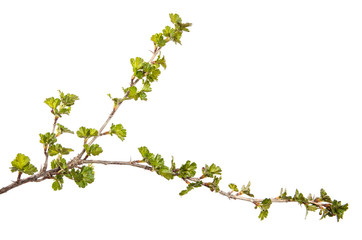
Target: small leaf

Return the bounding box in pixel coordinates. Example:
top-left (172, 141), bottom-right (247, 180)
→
top-left (110, 123), bottom-right (127, 141)
top-left (48, 144), bottom-right (73, 156)
top-left (39, 132), bottom-right (57, 147)
top-left (179, 181), bottom-right (203, 196)
top-left (178, 160), bottom-right (197, 178)
top-left (77, 127), bottom-right (98, 139)
top-left (228, 183), bottom-right (239, 192)
top-left (202, 163), bottom-right (222, 178)
top-left (84, 144), bottom-right (103, 156)
top-left (56, 124), bottom-right (74, 136)
top-left (10, 153), bottom-right (37, 175)
top-left (151, 33), bottom-right (167, 47)
top-left (44, 97), bottom-right (61, 110)
top-left (58, 90), bottom-right (79, 106)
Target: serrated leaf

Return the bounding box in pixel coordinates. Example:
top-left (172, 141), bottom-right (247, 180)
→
top-left (151, 33), bottom-right (167, 47)
top-left (110, 123), bottom-right (127, 141)
top-left (10, 153), bottom-right (37, 175)
top-left (56, 124), bottom-right (74, 136)
top-left (77, 127), bottom-right (98, 139)
top-left (39, 132), bottom-right (57, 146)
top-left (48, 144), bottom-right (73, 156)
top-left (228, 183), bottom-right (239, 192)
top-left (44, 97), bottom-right (61, 110)
top-left (178, 160), bottom-right (197, 178)
top-left (130, 57), bottom-right (144, 74)
top-left (58, 90), bottom-right (79, 106)
top-left (202, 163), bottom-right (222, 178)
top-left (84, 144), bottom-right (103, 156)
top-left (138, 146), bottom-right (154, 160)
top-left (179, 181), bottom-right (203, 196)
top-left (156, 55), bottom-right (167, 69)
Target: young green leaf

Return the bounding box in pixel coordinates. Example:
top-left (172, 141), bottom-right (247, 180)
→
top-left (178, 160), bottom-right (197, 178)
top-left (58, 90), bottom-right (79, 106)
top-left (56, 124), bottom-right (74, 136)
top-left (156, 55), bottom-right (167, 69)
top-left (84, 144), bottom-right (103, 156)
top-left (202, 163), bottom-right (222, 178)
top-left (130, 57), bottom-right (144, 74)
top-left (110, 123), bottom-right (127, 141)
top-left (10, 153), bottom-right (38, 175)
top-left (240, 181), bottom-right (254, 197)
top-left (76, 127), bottom-right (98, 139)
top-left (44, 97), bottom-right (61, 110)
top-left (70, 165), bottom-right (95, 188)
top-left (151, 33), bottom-right (167, 47)
top-left (228, 183), bottom-right (239, 192)
top-left (48, 144), bottom-right (73, 156)
top-left (39, 132), bottom-right (57, 147)
top-left (179, 181), bottom-right (203, 196)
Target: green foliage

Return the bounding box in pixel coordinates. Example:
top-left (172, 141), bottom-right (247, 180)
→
top-left (228, 183), bottom-right (239, 192)
top-left (178, 160), bottom-right (197, 178)
top-left (39, 132), bottom-right (57, 147)
top-left (10, 153), bottom-right (38, 175)
top-left (56, 124), bottom-right (74, 136)
top-left (240, 181), bottom-right (254, 197)
top-left (51, 157), bottom-right (67, 171)
top-left (110, 123), bottom-right (127, 141)
top-left (67, 165), bottom-right (95, 188)
top-left (52, 175), bottom-right (64, 191)
top-left (156, 55), bottom-right (167, 69)
top-left (179, 181), bottom-right (203, 196)
top-left (257, 198), bottom-right (272, 221)
top-left (320, 200), bottom-right (348, 222)
top-left (138, 147), bottom-right (173, 180)
top-left (202, 163), bottom-right (222, 178)
top-left (151, 33), bottom-right (167, 47)
top-left (209, 176), bottom-right (222, 192)
top-left (76, 127), bottom-right (98, 140)
top-left (44, 91), bottom-right (79, 117)
top-left (84, 144), bottom-right (103, 156)
top-left (48, 144), bottom-right (73, 156)
top-left (58, 90), bottom-right (79, 106)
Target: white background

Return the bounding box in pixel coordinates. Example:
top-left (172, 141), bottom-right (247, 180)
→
top-left (0, 1), bottom-right (361, 239)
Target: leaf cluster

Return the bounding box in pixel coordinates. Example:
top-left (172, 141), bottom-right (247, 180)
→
top-left (10, 153), bottom-right (37, 175)
top-left (44, 90), bottom-right (79, 117)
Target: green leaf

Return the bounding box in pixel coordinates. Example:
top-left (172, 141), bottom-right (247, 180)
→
top-left (178, 160), bottom-right (197, 178)
top-left (84, 144), bottom-right (103, 156)
top-left (44, 97), bottom-right (61, 110)
top-left (228, 183), bottom-right (239, 192)
top-left (151, 33), bottom-right (167, 47)
top-left (110, 123), bottom-right (127, 141)
top-left (169, 13), bottom-right (182, 24)
top-left (141, 81), bottom-right (152, 92)
top-left (158, 165), bottom-right (174, 180)
top-left (179, 181), bottom-right (203, 196)
top-left (209, 176), bottom-right (222, 192)
top-left (11, 153), bottom-right (30, 171)
top-left (202, 163), bottom-right (222, 178)
top-left (240, 181), bottom-right (254, 197)
top-left (156, 55), bottom-right (167, 69)
top-left (58, 90), bottom-right (79, 106)
top-left (48, 144), bottom-right (73, 156)
top-left (138, 146), bottom-right (154, 161)
top-left (130, 57), bottom-right (144, 74)
top-left (52, 180), bottom-right (61, 191)
top-left (56, 124), bottom-right (74, 136)
top-left (258, 198), bottom-right (272, 221)
top-left (10, 153), bottom-right (37, 175)
top-left (51, 157), bottom-right (67, 170)
top-left (39, 132), bottom-right (57, 147)
top-left (76, 127), bottom-right (98, 139)
top-left (320, 188), bottom-right (332, 203)
top-left (71, 165), bottom-right (95, 188)
top-left (128, 86), bottom-right (138, 99)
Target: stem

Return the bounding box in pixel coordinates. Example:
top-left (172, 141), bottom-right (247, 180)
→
top-left (74, 46), bottom-right (163, 161)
